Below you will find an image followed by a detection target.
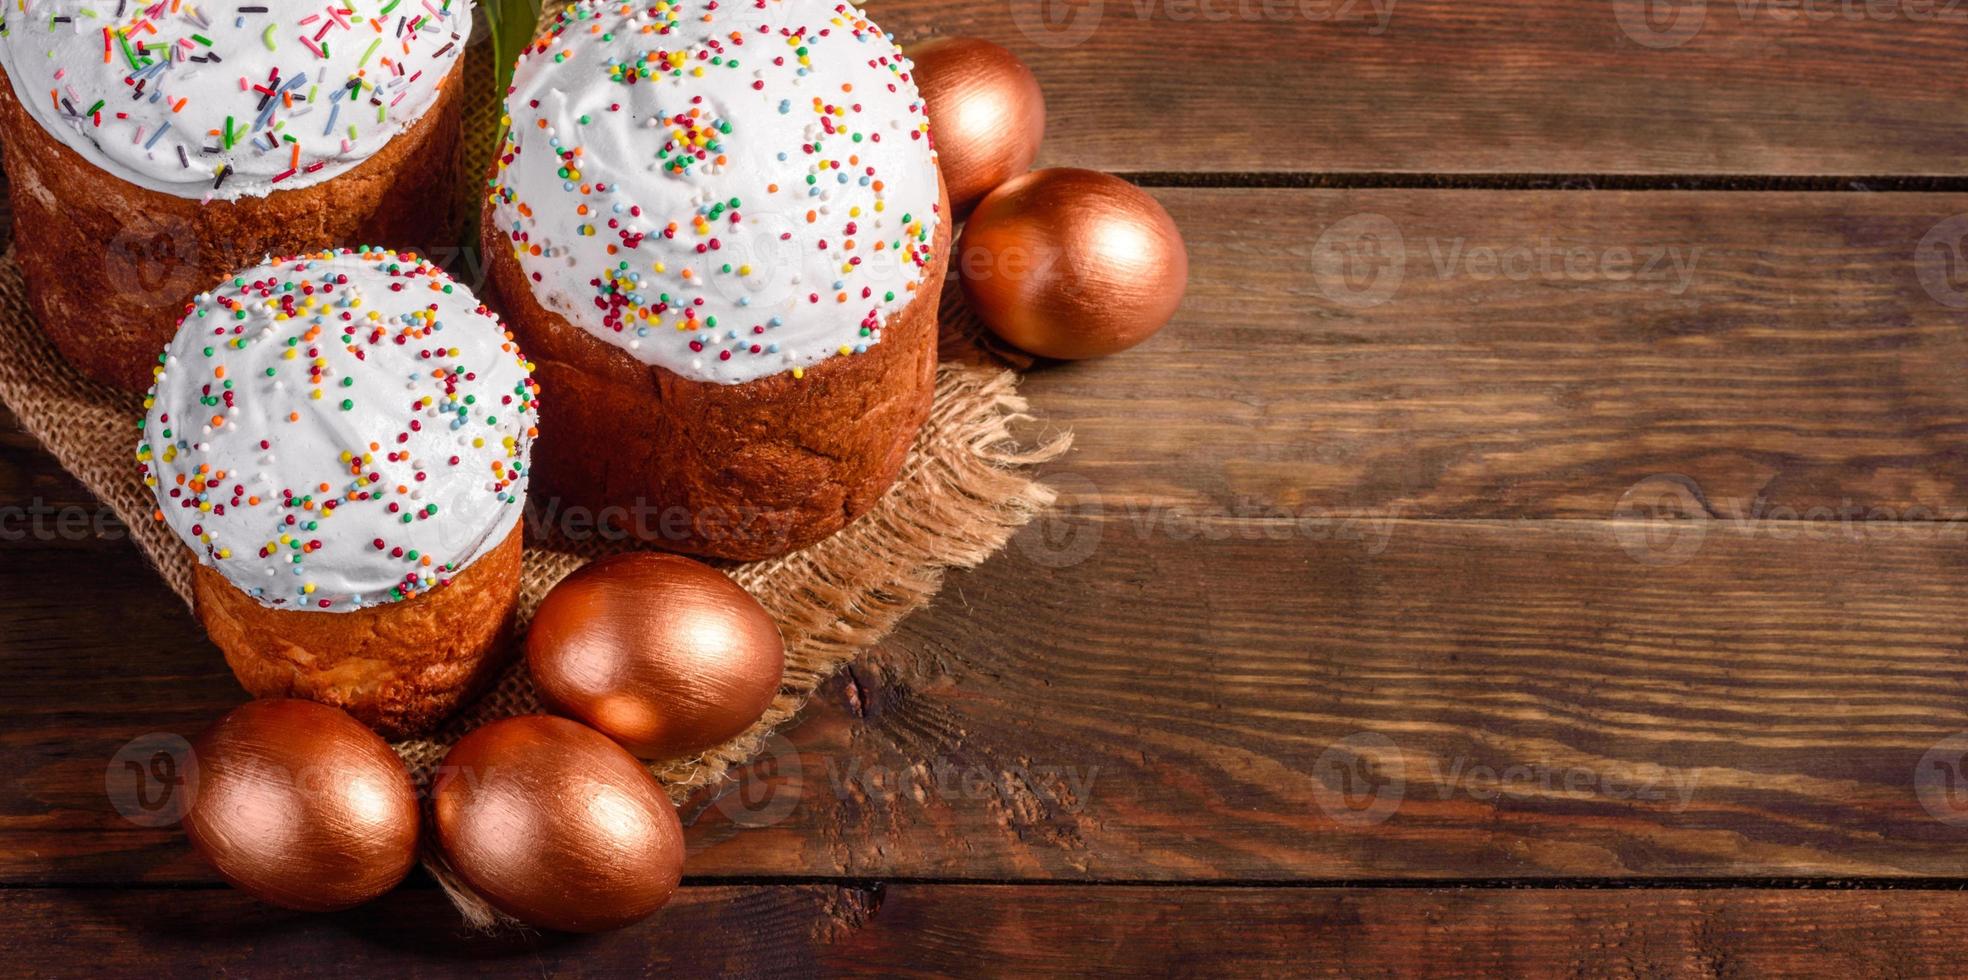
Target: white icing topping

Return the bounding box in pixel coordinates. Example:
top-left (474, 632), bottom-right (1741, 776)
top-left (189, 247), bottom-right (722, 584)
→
top-left (138, 249), bottom-right (539, 613)
top-left (0, 0), bottom-right (471, 201)
top-left (488, 0), bottom-right (940, 385)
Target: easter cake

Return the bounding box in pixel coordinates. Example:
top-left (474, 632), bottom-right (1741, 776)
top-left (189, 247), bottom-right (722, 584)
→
top-left (482, 0), bottom-right (947, 560)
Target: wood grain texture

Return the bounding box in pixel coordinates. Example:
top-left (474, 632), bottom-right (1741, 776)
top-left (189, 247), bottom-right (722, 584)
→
top-left (7, 885), bottom-right (1968, 977)
top-left (5, 0), bottom-right (1966, 971)
top-left (870, 0), bottom-right (1968, 176)
top-left (696, 514), bottom-right (1968, 880)
top-left (14, 512), bottom-right (1968, 884)
top-left (20, 190), bottom-right (1968, 527)
top-left (8, 190), bottom-right (1968, 891)
top-left (1020, 188), bottom-right (1968, 520)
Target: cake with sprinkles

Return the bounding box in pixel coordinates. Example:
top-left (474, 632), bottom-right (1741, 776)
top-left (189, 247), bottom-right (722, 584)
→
top-left (138, 247), bottom-right (541, 738)
top-left (0, 0), bottom-right (474, 392)
top-left (480, 0), bottom-right (951, 560)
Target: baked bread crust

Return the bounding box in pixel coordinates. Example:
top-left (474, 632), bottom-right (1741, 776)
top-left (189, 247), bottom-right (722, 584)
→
top-left (479, 178), bottom-right (952, 561)
top-left (192, 526), bottom-right (523, 740)
top-left (0, 62), bottom-right (464, 393)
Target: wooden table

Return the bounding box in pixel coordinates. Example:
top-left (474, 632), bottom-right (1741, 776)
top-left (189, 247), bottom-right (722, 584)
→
top-left (8, 1), bottom-right (1968, 975)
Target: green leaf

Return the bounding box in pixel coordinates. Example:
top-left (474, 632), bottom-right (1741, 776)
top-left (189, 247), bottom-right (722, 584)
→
top-left (484, 0), bottom-right (543, 97)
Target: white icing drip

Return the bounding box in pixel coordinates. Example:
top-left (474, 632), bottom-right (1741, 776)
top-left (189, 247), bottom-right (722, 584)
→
top-left (138, 249), bottom-right (538, 612)
top-left (0, 0), bottom-right (471, 201)
top-left (488, 0), bottom-right (940, 385)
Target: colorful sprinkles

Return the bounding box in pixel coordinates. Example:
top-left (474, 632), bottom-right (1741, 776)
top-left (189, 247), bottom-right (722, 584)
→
top-left (488, 0), bottom-right (941, 385)
top-left (137, 248), bottom-right (540, 612)
top-left (0, 0), bottom-right (470, 200)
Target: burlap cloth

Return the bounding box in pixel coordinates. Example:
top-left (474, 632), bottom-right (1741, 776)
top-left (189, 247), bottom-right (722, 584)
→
top-left (0, 19), bottom-right (1065, 928)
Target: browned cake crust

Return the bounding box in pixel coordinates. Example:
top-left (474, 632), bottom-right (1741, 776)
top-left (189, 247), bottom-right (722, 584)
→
top-left (191, 526), bottom-right (523, 740)
top-left (0, 62), bottom-right (463, 394)
top-left (478, 179), bottom-right (952, 561)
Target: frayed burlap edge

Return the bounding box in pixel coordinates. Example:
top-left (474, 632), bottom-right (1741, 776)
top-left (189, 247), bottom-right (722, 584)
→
top-left (0, 15), bottom-right (1070, 930)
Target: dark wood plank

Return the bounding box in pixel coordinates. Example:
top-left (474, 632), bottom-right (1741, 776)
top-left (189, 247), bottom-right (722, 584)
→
top-left (698, 514), bottom-right (1968, 880)
top-left (875, 0), bottom-right (1968, 176)
top-left (14, 513), bottom-right (1968, 883)
top-left (17, 190), bottom-right (1968, 527)
top-left (6, 885), bottom-right (1968, 977)
top-left (1016, 188), bottom-right (1968, 520)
